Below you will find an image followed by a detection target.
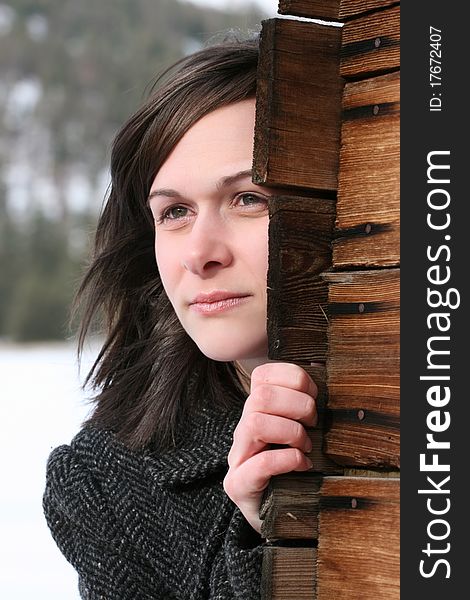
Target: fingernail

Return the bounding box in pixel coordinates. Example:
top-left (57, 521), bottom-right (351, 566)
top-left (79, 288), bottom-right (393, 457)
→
top-left (305, 437), bottom-right (313, 452)
top-left (306, 457), bottom-right (314, 470)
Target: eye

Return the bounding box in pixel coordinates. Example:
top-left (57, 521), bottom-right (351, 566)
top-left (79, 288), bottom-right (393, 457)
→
top-left (155, 205), bottom-right (189, 224)
top-left (236, 193), bottom-right (269, 209)
top-left (165, 205), bottom-right (188, 220)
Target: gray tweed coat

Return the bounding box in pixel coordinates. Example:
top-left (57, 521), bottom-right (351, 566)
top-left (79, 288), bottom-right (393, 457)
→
top-left (43, 401), bottom-right (264, 599)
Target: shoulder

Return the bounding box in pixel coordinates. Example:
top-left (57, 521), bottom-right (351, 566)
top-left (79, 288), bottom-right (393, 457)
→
top-left (45, 399), bottom-right (244, 498)
top-left (45, 426), bottom-right (138, 493)
top-left (44, 427), bottom-right (142, 535)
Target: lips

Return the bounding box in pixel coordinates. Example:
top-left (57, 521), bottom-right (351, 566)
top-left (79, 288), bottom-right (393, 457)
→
top-left (189, 290), bottom-right (251, 305)
top-left (188, 291), bottom-right (252, 316)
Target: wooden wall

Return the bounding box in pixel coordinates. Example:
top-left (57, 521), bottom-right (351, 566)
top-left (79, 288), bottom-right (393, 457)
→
top-left (254, 2), bottom-right (400, 598)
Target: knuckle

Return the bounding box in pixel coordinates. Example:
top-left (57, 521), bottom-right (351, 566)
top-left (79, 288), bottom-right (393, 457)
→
top-left (292, 448), bottom-right (304, 465)
top-left (295, 366), bottom-right (310, 390)
top-left (222, 473), bottom-right (231, 494)
top-left (251, 363), bottom-right (271, 387)
top-left (252, 383), bottom-right (274, 409)
top-left (245, 411), bottom-right (265, 436)
top-left (227, 446), bottom-right (235, 467)
top-left (290, 421), bottom-right (305, 444)
top-left (304, 395), bottom-right (316, 418)
top-left (223, 472), bottom-right (237, 500)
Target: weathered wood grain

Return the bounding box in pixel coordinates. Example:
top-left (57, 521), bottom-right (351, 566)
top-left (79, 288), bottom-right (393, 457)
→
top-left (268, 210), bottom-right (399, 466)
top-left (265, 199), bottom-right (339, 555)
top-left (254, 18), bottom-right (343, 191)
top-left (317, 476), bottom-right (400, 600)
top-left (302, 362), bottom-right (344, 474)
top-left (261, 546), bottom-right (317, 600)
top-left (260, 475), bottom-right (399, 599)
top-left (341, 5), bottom-right (400, 78)
top-left (323, 269), bottom-right (399, 467)
top-left (334, 71), bottom-right (400, 267)
top-left (267, 195), bottom-right (335, 362)
top-left (260, 474), bottom-right (322, 540)
top-left (278, 0), bottom-right (399, 21)
top-left (260, 473), bottom-right (399, 537)
top-left (257, 8), bottom-right (401, 598)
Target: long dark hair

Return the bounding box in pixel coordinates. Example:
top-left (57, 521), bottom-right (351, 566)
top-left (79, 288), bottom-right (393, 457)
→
top-left (74, 32), bottom-right (259, 451)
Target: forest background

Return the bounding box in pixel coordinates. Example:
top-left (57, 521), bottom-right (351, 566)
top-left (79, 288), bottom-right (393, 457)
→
top-left (0, 0), bottom-right (270, 342)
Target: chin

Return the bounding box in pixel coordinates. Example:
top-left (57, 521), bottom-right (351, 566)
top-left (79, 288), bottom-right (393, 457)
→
top-left (196, 344), bottom-right (243, 362)
top-left (195, 338), bottom-right (268, 363)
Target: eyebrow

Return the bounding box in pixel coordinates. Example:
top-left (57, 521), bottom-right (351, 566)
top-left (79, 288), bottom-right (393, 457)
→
top-left (147, 169), bottom-right (253, 204)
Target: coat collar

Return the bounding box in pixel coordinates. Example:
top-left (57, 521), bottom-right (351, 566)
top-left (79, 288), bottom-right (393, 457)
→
top-left (142, 400), bottom-right (245, 488)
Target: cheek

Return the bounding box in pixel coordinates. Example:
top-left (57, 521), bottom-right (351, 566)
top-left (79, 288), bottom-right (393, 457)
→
top-left (249, 222), bottom-right (269, 281)
top-left (155, 237), bottom-right (177, 299)
top-left (255, 247), bottom-right (268, 282)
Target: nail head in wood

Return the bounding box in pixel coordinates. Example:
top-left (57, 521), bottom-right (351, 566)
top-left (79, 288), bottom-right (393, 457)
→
top-left (373, 104), bottom-right (380, 116)
top-left (358, 303), bottom-right (365, 313)
top-left (365, 223), bottom-right (372, 234)
top-left (351, 498), bottom-right (358, 509)
top-left (357, 409), bottom-right (365, 421)
top-left (374, 37), bottom-right (381, 48)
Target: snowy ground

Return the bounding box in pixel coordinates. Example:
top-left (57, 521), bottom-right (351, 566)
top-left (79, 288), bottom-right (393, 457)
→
top-left (0, 341), bottom-right (98, 599)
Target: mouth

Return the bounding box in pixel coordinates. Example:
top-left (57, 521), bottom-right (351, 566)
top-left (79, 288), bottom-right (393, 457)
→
top-left (189, 292), bottom-right (252, 315)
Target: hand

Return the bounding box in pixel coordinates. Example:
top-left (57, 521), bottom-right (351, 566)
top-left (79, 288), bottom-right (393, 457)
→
top-left (223, 362), bottom-right (318, 534)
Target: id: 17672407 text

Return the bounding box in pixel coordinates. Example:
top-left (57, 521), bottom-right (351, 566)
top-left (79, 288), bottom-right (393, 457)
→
top-left (429, 26), bottom-right (443, 112)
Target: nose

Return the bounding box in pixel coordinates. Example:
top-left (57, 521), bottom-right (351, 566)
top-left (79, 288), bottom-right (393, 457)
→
top-left (181, 210), bottom-right (233, 276)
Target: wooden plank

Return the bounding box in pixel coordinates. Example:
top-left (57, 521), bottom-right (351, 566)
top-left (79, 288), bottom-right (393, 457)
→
top-left (341, 5), bottom-right (400, 78)
top-left (339, 0), bottom-right (399, 20)
top-left (317, 477), bottom-right (400, 600)
top-left (334, 71), bottom-right (399, 267)
top-left (254, 18), bottom-right (343, 191)
top-left (261, 547), bottom-right (317, 600)
top-left (302, 363), bottom-right (343, 475)
top-left (278, 0), bottom-right (399, 21)
top-left (261, 473), bottom-right (322, 539)
top-left (260, 475), bottom-right (399, 599)
top-left (323, 269), bottom-right (399, 467)
top-left (268, 265), bottom-right (400, 469)
top-left (267, 194), bottom-right (335, 362)
top-left (260, 473), bottom-right (399, 540)
top-left (278, 0), bottom-right (343, 20)
top-left (259, 362), bottom-right (343, 479)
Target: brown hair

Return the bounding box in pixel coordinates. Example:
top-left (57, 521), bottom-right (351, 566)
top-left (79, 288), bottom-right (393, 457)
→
top-left (74, 31), bottom-right (259, 451)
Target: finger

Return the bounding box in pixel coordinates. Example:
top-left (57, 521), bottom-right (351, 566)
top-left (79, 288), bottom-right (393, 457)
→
top-left (243, 383), bottom-right (317, 428)
top-left (251, 362), bottom-right (318, 400)
top-left (225, 447), bottom-right (313, 501)
top-left (228, 412), bottom-right (312, 468)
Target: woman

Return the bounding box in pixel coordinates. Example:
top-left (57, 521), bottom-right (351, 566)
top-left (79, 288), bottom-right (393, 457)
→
top-left (43, 32), bottom-right (318, 599)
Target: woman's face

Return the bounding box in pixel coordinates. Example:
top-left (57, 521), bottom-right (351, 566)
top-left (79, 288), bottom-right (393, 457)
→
top-left (149, 98), bottom-right (271, 363)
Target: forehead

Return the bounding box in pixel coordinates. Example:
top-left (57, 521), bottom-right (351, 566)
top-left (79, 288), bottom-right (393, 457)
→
top-left (151, 99), bottom-right (256, 189)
